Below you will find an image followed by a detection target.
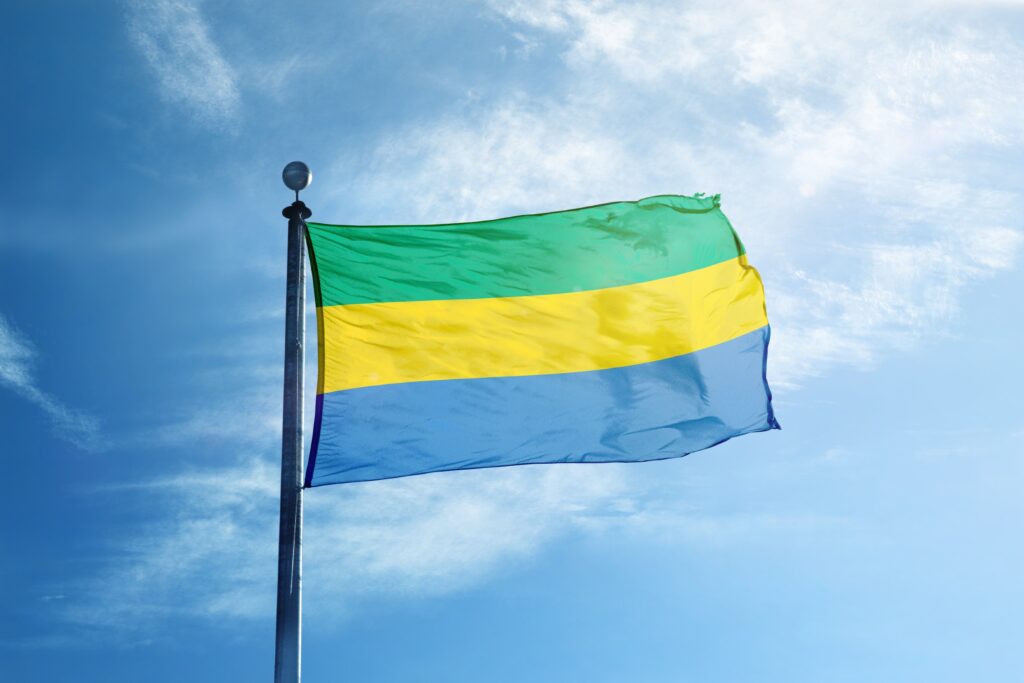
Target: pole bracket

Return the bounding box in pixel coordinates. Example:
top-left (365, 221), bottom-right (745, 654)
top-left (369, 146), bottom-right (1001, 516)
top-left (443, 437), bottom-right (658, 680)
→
top-left (282, 201), bottom-right (312, 221)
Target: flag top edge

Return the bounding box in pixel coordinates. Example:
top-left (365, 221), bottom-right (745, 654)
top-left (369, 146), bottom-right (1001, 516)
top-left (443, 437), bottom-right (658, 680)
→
top-left (306, 193), bottom-right (721, 231)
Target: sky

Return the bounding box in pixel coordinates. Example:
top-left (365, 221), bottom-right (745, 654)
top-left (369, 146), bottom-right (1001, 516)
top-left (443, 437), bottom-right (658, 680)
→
top-left (2, 0), bottom-right (1023, 680)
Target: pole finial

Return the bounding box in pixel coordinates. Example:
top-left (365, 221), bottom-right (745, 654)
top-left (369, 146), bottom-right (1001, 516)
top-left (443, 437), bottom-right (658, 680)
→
top-left (282, 161), bottom-right (313, 220)
top-left (282, 161), bottom-right (312, 201)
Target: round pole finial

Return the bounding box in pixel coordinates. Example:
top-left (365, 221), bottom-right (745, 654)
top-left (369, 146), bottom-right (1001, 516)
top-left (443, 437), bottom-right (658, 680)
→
top-left (282, 161), bottom-right (312, 194)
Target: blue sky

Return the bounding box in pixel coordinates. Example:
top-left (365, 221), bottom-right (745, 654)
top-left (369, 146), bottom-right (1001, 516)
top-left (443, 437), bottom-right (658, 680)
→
top-left (2, 1), bottom-right (1023, 680)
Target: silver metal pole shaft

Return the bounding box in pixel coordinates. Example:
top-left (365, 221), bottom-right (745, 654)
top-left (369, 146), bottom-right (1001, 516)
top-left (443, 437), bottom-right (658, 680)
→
top-left (275, 196), bottom-right (310, 683)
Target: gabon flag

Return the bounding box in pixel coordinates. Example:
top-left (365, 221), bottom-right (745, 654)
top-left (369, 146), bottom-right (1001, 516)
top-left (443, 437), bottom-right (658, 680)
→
top-left (303, 194), bottom-right (778, 486)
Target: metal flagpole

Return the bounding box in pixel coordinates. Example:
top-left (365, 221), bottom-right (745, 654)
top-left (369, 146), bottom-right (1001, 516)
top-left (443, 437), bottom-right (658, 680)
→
top-left (276, 161), bottom-right (312, 683)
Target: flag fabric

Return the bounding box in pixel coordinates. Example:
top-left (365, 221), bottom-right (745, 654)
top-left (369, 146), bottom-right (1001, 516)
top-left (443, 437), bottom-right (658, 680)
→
top-left (303, 194), bottom-right (778, 486)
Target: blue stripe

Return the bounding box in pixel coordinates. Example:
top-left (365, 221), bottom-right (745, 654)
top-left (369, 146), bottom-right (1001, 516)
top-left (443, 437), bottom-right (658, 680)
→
top-left (306, 326), bottom-right (778, 486)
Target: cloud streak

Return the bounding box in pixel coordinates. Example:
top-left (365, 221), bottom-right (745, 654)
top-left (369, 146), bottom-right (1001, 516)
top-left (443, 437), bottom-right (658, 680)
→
top-left (127, 0), bottom-right (240, 126)
top-left (0, 313), bottom-right (103, 451)
top-left (62, 460), bottom-right (632, 633)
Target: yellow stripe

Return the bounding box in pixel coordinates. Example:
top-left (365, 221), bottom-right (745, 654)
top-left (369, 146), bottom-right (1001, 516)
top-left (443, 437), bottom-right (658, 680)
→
top-left (320, 256), bottom-right (768, 393)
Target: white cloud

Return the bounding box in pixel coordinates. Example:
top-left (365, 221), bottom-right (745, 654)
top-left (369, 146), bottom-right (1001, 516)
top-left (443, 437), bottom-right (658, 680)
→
top-left (127, 0), bottom-right (240, 126)
top-left (492, 0), bottom-right (883, 85)
top-left (63, 460), bottom-right (632, 632)
top-left (306, 462), bottom-right (629, 600)
top-left (62, 460), bottom-right (279, 630)
top-left (769, 224), bottom-right (1023, 384)
top-left (333, 99), bottom-right (632, 223)
top-left (62, 455), bottom-right (848, 635)
top-left (147, 392), bottom-right (281, 448)
top-left (0, 313), bottom-right (103, 451)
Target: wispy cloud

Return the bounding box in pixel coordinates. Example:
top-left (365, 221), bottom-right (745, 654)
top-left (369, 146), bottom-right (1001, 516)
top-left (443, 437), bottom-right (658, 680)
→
top-left (146, 393), bottom-right (280, 448)
top-left (770, 224), bottom-right (1023, 383)
top-left (60, 455), bottom-right (849, 637)
top-left (127, 0), bottom-right (240, 126)
top-left (0, 313), bottom-right (103, 451)
top-left (62, 460), bottom-right (632, 633)
top-left (331, 98), bottom-right (632, 223)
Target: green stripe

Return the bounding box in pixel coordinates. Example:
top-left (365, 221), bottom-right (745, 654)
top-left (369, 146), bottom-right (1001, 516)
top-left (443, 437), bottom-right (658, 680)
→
top-left (306, 194), bottom-right (744, 306)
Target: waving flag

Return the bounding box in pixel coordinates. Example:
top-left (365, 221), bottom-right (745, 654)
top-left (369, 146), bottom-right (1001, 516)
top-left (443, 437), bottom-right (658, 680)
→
top-left (304, 194), bottom-right (778, 486)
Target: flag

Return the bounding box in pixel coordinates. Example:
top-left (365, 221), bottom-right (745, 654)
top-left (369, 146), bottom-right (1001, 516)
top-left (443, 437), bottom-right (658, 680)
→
top-left (303, 194), bottom-right (778, 486)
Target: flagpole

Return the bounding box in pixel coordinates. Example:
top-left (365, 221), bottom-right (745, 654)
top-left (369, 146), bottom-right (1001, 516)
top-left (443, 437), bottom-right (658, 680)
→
top-left (276, 161), bottom-right (311, 683)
